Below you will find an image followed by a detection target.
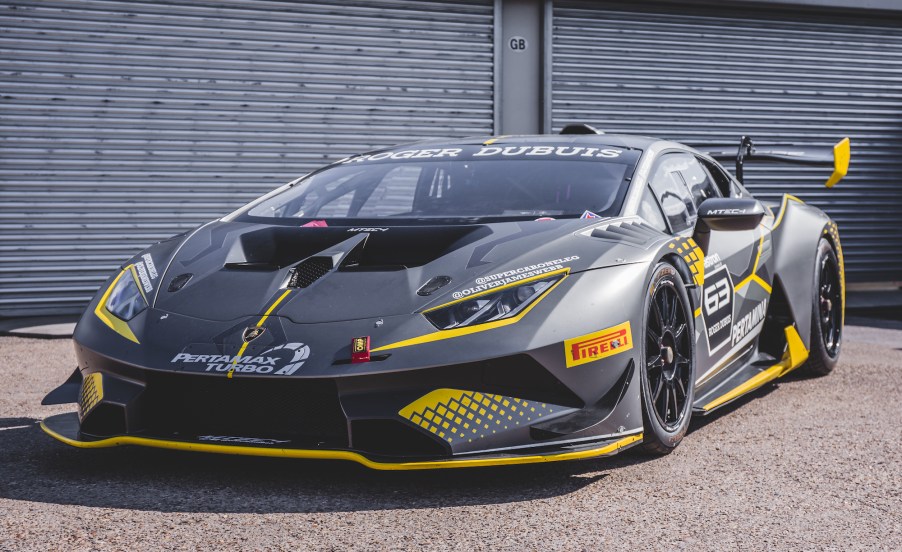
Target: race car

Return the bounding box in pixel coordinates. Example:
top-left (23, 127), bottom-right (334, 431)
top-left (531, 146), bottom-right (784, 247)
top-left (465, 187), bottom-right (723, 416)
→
top-left (41, 125), bottom-right (849, 469)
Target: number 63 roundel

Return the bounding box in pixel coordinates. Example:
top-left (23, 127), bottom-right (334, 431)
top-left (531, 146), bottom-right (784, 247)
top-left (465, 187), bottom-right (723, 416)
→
top-left (702, 265), bottom-right (735, 354)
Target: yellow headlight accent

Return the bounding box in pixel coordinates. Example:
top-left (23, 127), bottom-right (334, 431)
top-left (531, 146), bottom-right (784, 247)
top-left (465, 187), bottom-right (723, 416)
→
top-left (94, 267), bottom-right (140, 344)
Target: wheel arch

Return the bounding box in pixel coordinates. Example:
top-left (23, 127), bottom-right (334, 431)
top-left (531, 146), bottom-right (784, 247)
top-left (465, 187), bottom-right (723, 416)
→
top-left (769, 195), bottom-right (833, 350)
top-left (658, 246), bottom-right (703, 318)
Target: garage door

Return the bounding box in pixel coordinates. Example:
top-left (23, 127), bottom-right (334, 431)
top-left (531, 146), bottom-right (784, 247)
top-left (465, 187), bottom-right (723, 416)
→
top-left (0, 0), bottom-right (495, 316)
top-left (552, 1), bottom-right (902, 283)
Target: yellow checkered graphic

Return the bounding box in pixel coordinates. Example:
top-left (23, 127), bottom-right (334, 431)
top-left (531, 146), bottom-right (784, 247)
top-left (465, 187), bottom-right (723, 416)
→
top-left (677, 238), bottom-right (705, 286)
top-left (399, 389), bottom-right (557, 444)
top-left (78, 372), bottom-right (103, 417)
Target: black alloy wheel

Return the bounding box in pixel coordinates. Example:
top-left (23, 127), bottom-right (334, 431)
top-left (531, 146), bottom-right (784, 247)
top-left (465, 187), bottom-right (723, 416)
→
top-left (818, 254), bottom-right (842, 357)
top-left (640, 263), bottom-right (695, 455)
top-left (802, 238), bottom-right (843, 377)
top-left (646, 277), bottom-right (693, 431)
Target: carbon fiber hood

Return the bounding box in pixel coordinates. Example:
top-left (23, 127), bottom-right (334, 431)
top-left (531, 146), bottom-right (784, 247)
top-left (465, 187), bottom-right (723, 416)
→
top-left (149, 218), bottom-right (663, 323)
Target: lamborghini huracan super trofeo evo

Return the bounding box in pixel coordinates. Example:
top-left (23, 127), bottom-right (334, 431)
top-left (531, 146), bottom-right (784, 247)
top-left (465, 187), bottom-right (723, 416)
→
top-left (42, 125), bottom-right (850, 469)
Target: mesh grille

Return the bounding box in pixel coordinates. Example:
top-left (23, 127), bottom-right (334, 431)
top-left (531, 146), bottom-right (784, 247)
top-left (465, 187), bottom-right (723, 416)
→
top-left (78, 372), bottom-right (103, 418)
top-left (288, 257), bottom-right (333, 288)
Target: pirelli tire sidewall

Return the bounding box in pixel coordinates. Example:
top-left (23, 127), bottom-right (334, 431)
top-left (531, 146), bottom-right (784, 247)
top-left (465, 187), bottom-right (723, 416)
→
top-left (639, 262), bottom-right (696, 453)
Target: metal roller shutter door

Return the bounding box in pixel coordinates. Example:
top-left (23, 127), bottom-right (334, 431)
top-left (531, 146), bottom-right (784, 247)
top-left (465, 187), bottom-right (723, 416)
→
top-left (552, 1), bottom-right (902, 283)
top-left (0, 0), bottom-right (495, 317)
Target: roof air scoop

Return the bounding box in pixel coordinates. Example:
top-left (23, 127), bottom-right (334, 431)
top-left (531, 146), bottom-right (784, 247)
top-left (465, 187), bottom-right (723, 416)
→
top-left (560, 124), bottom-right (603, 135)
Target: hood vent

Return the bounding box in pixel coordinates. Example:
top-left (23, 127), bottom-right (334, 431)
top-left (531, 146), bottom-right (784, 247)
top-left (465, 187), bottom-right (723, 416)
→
top-left (417, 275), bottom-right (452, 296)
top-left (589, 220), bottom-right (664, 247)
top-left (288, 257), bottom-right (333, 288)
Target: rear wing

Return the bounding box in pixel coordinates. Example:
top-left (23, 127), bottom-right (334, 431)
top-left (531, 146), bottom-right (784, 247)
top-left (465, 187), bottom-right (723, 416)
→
top-left (706, 136), bottom-right (850, 188)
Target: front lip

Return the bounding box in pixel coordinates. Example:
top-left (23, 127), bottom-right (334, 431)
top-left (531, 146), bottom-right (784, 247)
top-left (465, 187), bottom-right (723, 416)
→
top-left (41, 413), bottom-right (643, 470)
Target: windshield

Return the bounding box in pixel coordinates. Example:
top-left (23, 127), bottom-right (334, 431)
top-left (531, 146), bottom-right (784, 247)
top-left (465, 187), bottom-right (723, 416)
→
top-left (240, 144), bottom-right (641, 223)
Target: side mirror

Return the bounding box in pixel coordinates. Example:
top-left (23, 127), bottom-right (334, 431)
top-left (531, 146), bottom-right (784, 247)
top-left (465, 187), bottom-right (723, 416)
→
top-left (696, 198), bottom-right (765, 232)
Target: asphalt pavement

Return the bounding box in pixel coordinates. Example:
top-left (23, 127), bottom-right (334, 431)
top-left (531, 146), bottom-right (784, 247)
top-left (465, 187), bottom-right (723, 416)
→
top-left (0, 325), bottom-right (900, 551)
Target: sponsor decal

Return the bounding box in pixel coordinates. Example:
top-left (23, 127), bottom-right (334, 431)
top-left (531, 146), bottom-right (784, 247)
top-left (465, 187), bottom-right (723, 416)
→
top-left (341, 148), bottom-right (463, 163)
top-left (580, 210), bottom-right (602, 219)
top-left (171, 342), bottom-right (310, 376)
top-left (198, 435), bottom-right (290, 445)
top-left (702, 265), bottom-right (734, 354)
top-left (347, 227), bottom-right (388, 232)
top-left (141, 253), bottom-right (158, 279)
top-left (302, 220), bottom-right (328, 227)
top-left (134, 261), bottom-right (153, 293)
top-left (452, 256), bottom-right (579, 299)
top-left (473, 146), bottom-right (622, 158)
top-left (242, 326), bottom-right (266, 343)
top-left (565, 321), bottom-right (633, 368)
top-left (703, 252), bottom-right (723, 269)
top-left (339, 146), bottom-right (623, 164)
top-left (705, 208), bottom-right (747, 216)
top-left (732, 297), bottom-right (769, 347)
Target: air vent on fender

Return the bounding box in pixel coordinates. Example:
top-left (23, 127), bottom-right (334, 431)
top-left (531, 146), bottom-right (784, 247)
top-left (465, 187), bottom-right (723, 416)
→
top-left (287, 257), bottom-right (333, 288)
top-left (587, 220), bottom-right (665, 248)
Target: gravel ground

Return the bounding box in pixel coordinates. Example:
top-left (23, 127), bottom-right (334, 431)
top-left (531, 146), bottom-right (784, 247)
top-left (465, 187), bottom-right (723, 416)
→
top-left (1, 325), bottom-right (900, 551)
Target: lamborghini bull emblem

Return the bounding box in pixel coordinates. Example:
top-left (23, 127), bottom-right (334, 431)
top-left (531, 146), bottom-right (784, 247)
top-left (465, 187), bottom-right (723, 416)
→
top-left (242, 326), bottom-right (266, 343)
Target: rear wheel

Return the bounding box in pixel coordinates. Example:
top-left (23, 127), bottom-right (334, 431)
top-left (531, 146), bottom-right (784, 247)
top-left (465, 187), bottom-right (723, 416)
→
top-left (640, 263), bottom-right (695, 455)
top-left (801, 238), bottom-right (843, 376)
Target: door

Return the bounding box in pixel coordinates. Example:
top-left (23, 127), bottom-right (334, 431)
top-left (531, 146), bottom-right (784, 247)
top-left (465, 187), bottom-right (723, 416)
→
top-left (647, 152), bottom-right (771, 384)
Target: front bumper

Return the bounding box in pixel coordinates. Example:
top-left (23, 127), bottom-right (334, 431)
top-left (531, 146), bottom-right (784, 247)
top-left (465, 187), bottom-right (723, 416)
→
top-left (44, 344), bottom-right (644, 468)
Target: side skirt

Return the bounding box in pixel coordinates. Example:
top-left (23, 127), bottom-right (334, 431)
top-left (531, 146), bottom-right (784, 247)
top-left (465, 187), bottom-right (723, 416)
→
top-left (693, 325), bottom-right (809, 415)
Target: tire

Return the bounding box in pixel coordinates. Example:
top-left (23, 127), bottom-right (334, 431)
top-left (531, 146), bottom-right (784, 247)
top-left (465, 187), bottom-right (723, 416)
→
top-left (801, 238), bottom-right (843, 377)
top-left (639, 262), bottom-right (696, 455)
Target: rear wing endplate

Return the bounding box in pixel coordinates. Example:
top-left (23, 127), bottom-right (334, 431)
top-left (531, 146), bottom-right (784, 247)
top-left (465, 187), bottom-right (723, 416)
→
top-left (707, 136), bottom-right (850, 188)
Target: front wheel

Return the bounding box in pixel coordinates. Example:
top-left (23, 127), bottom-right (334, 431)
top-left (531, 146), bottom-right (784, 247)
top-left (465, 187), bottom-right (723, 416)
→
top-left (639, 263), bottom-right (696, 455)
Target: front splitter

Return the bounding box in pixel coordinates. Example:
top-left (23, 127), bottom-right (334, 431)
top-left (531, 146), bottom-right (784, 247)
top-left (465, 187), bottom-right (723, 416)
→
top-left (41, 412), bottom-right (643, 471)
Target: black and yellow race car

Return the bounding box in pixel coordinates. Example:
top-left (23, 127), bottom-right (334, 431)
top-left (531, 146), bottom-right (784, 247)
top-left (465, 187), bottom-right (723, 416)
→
top-left (42, 126), bottom-right (849, 469)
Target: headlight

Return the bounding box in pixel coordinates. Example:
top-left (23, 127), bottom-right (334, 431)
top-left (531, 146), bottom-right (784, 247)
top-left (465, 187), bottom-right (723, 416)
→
top-left (424, 274), bottom-right (563, 329)
top-left (105, 268), bottom-right (147, 321)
